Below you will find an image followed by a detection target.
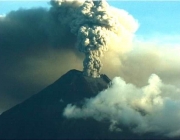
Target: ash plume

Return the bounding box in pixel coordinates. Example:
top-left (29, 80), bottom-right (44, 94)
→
top-left (50, 0), bottom-right (137, 77)
top-left (0, 0), bottom-right (137, 113)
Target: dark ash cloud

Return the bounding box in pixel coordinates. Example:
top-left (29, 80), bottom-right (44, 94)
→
top-left (0, 7), bottom-right (82, 113)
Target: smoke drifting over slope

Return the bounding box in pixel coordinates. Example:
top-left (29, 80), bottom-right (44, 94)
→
top-left (63, 74), bottom-right (180, 138)
top-left (0, 7), bottom-right (82, 112)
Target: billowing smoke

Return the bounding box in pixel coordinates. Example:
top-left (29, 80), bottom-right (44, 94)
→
top-left (0, 7), bottom-right (82, 113)
top-left (0, 0), bottom-right (137, 113)
top-left (63, 74), bottom-right (180, 137)
top-left (50, 0), bottom-right (138, 77)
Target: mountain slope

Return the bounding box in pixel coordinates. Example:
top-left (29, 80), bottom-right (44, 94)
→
top-left (0, 69), bottom-right (112, 139)
top-left (0, 69), bottom-right (173, 139)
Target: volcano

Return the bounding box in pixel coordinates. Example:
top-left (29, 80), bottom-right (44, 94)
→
top-left (0, 69), bottom-right (111, 139)
top-left (0, 70), bottom-right (171, 139)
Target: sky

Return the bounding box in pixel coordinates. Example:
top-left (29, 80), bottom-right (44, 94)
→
top-left (1, 1), bottom-right (180, 37)
top-left (0, 0), bottom-right (180, 137)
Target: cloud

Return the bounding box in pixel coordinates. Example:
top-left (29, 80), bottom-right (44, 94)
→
top-left (118, 38), bottom-right (180, 87)
top-left (0, 7), bottom-right (82, 113)
top-left (63, 74), bottom-right (180, 138)
top-left (0, 1), bottom-right (138, 113)
top-left (50, 0), bottom-right (138, 77)
top-left (0, 14), bottom-right (5, 18)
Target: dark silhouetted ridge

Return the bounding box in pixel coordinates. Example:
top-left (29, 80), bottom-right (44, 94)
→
top-left (0, 69), bottom-right (173, 139)
top-left (0, 69), bottom-right (111, 139)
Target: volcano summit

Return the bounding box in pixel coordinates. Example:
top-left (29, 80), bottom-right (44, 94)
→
top-left (0, 70), bottom-right (176, 139)
top-left (0, 70), bottom-right (111, 139)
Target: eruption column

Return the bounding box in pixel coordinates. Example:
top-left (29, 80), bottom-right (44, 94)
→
top-left (76, 25), bottom-right (108, 77)
top-left (70, 0), bottom-right (112, 78)
top-left (72, 0), bottom-right (122, 77)
top-left (51, 0), bottom-right (122, 78)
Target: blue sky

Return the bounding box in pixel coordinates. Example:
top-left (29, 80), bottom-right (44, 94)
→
top-left (110, 1), bottom-right (180, 37)
top-left (0, 1), bottom-right (180, 38)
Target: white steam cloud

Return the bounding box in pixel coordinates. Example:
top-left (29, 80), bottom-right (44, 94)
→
top-left (63, 74), bottom-right (180, 138)
top-left (51, 0), bottom-right (138, 77)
